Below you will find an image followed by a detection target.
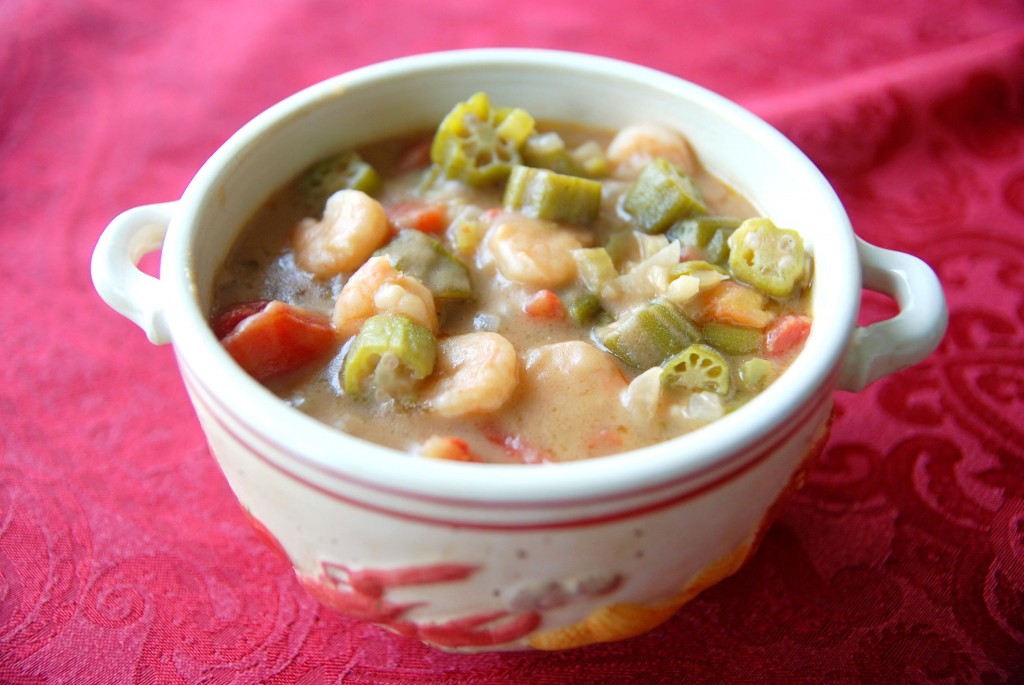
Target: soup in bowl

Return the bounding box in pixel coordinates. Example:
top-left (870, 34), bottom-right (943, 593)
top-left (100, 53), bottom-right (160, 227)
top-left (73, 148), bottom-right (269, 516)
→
top-left (92, 49), bottom-right (946, 651)
top-left (211, 91), bottom-right (814, 463)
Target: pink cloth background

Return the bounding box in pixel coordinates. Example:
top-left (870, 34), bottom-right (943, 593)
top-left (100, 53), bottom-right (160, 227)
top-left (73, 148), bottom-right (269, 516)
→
top-left (3, 1), bottom-right (1024, 682)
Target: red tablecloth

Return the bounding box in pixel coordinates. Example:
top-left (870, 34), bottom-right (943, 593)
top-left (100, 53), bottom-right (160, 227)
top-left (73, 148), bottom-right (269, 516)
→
top-left (3, 1), bottom-right (1024, 682)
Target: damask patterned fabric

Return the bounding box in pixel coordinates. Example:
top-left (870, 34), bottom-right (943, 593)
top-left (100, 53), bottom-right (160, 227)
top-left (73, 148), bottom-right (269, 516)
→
top-left (1, 0), bottom-right (1023, 682)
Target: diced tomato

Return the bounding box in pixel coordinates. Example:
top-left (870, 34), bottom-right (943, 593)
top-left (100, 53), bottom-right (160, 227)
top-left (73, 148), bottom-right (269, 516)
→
top-left (396, 137), bottom-right (433, 172)
top-left (419, 435), bottom-right (483, 462)
top-left (215, 300), bottom-right (337, 381)
top-left (765, 314), bottom-right (812, 356)
top-left (211, 299), bottom-right (270, 339)
top-left (697, 281), bottom-right (774, 329)
top-left (388, 200), bottom-right (448, 234)
top-left (523, 289), bottom-right (564, 319)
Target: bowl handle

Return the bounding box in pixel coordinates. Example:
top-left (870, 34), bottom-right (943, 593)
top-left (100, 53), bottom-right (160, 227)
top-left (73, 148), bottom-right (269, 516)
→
top-left (836, 237), bottom-right (948, 392)
top-left (91, 202), bottom-right (177, 345)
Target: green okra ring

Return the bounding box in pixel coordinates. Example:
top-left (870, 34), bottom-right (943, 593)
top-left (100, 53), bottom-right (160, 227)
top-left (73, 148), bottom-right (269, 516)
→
top-left (343, 314), bottom-right (437, 396)
top-left (503, 165), bottom-right (603, 226)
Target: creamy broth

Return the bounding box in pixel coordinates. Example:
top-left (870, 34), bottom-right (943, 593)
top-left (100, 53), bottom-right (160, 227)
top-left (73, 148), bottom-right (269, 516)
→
top-left (212, 95), bottom-right (811, 463)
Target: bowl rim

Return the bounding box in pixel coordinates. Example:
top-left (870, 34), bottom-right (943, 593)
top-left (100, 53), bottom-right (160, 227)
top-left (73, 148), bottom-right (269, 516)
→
top-left (161, 47), bottom-right (860, 508)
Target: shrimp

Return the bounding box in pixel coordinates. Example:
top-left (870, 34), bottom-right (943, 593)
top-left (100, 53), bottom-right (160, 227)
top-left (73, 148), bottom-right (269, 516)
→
top-left (292, 189), bottom-right (390, 278)
top-left (512, 341), bottom-right (631, 459)
top-left (484, 213), bottom-right (583, 289)
top-left (426, 332), bottom-right (518, 418)
top-left (606, 123), bottom-right (696, 177)
top-left (521, 342), bottom-right (627, 398)
top-left (333, 255), bottom-right (437, 339)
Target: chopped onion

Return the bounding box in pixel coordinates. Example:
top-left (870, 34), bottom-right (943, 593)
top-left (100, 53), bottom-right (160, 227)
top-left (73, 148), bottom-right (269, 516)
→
top-left (473, 312), bottom-right (501, 332)
top-left (685, 391), bottom-right (725, 423)
top-left (621, 367), bottom-right (663, 422)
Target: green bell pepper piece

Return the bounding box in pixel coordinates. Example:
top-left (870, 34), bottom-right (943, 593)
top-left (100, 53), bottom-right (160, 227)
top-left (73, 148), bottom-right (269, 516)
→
top-left (374, 230), bottom-right (473, 302)
top-left (597, 300), bottom-right (701, 370)
top-left (622, 158), bottom-right (706, 234)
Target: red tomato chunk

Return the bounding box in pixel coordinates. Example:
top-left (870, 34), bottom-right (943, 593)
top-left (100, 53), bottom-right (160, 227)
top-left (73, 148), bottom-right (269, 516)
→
top-left (211, 299), bottom-right (270, 339)
top-left (215, 300), bottom-right (337, 381)
top-left (523, 290), bottom-right (564, 319)
top-left (765, 315), bottom-right (812, 357)
top-left (388, 200), bottom-right (449, 235)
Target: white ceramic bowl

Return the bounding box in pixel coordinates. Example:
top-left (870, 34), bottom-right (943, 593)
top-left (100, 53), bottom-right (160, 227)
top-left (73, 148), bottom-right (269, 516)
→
top-left (91, 49), bottom-right (947, 651)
